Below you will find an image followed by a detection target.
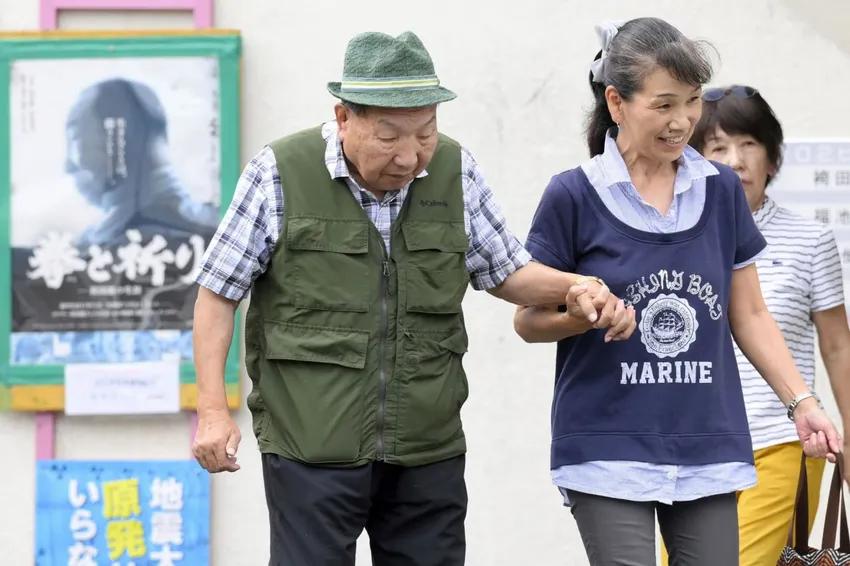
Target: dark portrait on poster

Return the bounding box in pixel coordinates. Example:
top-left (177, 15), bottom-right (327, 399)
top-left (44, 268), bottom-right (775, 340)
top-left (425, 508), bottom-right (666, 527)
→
top-left (9, 56), bottom-right (222, 366)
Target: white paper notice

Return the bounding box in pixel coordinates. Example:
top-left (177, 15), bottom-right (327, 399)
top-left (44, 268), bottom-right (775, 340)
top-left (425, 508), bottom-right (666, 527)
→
top-left (64, 361), bottom-right (181, 416)
top-left (769, 139), bottom-right (850, 309)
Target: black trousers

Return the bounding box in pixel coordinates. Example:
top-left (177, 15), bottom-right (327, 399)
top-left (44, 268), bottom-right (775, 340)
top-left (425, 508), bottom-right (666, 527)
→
top-left (262, 453), bottom-right (467, 565)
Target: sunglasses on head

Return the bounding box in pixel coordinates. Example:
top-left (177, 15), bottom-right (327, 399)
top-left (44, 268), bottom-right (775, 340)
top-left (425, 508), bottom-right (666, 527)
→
top-left (701, 86), bottom-right (759, 102)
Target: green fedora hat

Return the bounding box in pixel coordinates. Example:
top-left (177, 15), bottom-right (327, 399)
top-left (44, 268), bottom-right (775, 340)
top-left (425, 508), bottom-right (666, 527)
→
top-left (328, 31), bottom-right (457, 108)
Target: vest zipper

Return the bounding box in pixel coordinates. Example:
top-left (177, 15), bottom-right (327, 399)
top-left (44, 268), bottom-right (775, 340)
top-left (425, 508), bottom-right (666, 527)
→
top-left (375, 256), bottom-right (390, 461)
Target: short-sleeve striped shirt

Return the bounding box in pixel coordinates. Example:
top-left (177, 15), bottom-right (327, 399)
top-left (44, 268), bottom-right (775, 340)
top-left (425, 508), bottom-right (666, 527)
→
top-left (739, 196), bottom-right (845, 450)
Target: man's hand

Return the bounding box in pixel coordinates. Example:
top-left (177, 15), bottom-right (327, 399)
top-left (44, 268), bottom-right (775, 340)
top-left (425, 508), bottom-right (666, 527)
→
top-left (794, 398), bottom-right (842, 463)
top-left (566, 281), bottom-right (636, 342)
top-left (193, 410), bottom-right (242, 473)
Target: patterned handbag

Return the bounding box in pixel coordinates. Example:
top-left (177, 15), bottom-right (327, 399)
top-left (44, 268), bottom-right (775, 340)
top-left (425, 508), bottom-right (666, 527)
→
top-left (778, 453), bottom-right (849, 565)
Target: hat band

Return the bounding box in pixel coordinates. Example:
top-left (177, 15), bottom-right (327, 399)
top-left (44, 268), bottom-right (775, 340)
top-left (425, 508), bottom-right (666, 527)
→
top-left (340, 74), bottom-right (440, 92)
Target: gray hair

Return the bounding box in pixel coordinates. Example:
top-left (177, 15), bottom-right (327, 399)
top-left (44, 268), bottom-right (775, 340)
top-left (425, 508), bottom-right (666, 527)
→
top-left (585, 17), bottom-right (716, 157)
top-left (342, 100), bottom-right (370, 116)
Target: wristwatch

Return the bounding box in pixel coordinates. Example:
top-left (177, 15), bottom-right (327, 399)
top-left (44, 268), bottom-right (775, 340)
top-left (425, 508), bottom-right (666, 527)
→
top-left (787, 391), bottom-right (822, 422)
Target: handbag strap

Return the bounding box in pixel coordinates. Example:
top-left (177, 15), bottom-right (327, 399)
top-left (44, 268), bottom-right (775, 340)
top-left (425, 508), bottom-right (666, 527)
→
top-left (788, 451), bottom-right (811, 553)
top-left (821, 453), bottom-right (850, 551)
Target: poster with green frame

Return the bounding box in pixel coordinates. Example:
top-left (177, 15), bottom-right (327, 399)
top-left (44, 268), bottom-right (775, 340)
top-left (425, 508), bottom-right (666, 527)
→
top-left (0, 30), bottom-right (242, 412)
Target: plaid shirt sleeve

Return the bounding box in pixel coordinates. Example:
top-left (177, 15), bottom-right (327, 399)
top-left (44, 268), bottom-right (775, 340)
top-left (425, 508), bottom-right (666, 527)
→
top-left (194, 145), bottom-right (282, 301)
top-left (461, 147), bottom-right (532, 290)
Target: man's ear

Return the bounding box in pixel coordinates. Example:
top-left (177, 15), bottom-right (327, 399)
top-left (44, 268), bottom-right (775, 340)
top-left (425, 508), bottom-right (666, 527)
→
top-left (334, 103), bottom-right (349, 132)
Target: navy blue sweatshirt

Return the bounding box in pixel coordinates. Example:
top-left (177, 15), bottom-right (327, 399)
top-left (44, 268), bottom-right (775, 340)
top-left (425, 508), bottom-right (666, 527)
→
top-left (525, 163), bottom-right (767, 469)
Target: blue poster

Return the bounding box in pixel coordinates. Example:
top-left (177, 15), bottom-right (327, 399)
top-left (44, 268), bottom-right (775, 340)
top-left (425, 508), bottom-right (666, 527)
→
top-left (35, 460), bottom-right (210, 566)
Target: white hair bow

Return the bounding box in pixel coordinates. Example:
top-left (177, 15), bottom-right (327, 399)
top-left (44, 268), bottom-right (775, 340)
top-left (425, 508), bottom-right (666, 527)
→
top-left (589, 20), bottom-right (625, 84)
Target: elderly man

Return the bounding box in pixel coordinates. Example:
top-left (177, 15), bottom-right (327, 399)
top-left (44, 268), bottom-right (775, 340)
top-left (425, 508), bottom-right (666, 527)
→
top-left (191, 30), bottom-right (635, 565)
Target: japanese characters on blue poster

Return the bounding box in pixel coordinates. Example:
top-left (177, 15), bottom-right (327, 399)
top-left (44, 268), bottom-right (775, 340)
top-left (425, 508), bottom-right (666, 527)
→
top-left (9, 55), bottom-right (222, 366)
top-left (35, 460), bottom-right (210, 566)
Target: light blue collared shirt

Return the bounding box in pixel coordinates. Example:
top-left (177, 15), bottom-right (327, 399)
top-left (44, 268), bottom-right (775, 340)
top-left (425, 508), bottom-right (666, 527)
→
top-left (551, 131), bottom-right (759, 505)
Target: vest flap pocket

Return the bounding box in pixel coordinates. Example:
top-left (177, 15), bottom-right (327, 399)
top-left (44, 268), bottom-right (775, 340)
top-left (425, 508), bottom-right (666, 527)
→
top-left (263, 320), bottom-right (368, 369)
top-left (438, 332), bottom-right (468, 354)
top-left (402, 221), bottom-right (469, 314)
top-left (402, 220), bottom-right (468, 252)
top-left (396, 328), bottom-right (469, 456)
top-left (286, 216), bottom-right (369, 254)
top-left (403, 329), bottom-right (468, 355)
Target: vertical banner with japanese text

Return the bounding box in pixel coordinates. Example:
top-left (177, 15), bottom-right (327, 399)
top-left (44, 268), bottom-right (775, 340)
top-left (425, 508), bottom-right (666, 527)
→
top-left (0, 33), bottom-right (242, 411)
top-left (35, 459), bottom-right (210, 566)
top-left (768, 140), bottom-right (850, 304)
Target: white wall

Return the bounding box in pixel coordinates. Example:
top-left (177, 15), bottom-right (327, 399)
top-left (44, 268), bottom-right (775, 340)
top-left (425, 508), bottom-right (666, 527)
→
top-left (1, 0), bottom-right (849, 564)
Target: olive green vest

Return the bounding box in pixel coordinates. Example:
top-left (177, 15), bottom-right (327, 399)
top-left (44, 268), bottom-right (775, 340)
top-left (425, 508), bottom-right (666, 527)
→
top-left (244, 125), bottom-right (471, 468)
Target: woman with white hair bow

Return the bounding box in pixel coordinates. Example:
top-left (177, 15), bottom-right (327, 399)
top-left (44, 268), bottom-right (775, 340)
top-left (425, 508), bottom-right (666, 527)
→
top-left (514, 17), bottom-right (841, 564)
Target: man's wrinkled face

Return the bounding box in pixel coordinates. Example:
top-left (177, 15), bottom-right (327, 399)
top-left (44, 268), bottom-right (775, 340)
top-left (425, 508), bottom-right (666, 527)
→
top-left (335, 103), bottom-right (438, 194)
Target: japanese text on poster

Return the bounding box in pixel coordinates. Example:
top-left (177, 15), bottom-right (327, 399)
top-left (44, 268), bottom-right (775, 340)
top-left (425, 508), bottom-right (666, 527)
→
top-left (35, 460), bottom-right (210, 566)
top-left (768, 140), bottom-right (850, 286)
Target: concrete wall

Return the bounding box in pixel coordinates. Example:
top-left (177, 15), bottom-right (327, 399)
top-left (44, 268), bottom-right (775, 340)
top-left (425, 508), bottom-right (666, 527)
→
top-left (1, 0), bottom-right (848, 564)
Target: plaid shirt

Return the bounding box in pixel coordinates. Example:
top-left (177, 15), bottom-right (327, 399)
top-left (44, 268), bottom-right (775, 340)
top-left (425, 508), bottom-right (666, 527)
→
top-left (196, 121), bottom-right (531, 300)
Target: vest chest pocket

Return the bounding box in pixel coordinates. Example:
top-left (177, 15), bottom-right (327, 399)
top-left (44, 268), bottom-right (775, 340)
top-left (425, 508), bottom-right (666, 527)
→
top-left (401, 221), bottom-right (470, 314)
top-left (286, 216), bottom-right (372, 312)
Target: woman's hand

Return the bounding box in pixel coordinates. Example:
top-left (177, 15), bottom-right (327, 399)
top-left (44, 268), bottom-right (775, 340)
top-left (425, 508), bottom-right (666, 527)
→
top-left (794, 398), bottom-right (842, 462)
top-left (565, 280), bottom-right (636, 342)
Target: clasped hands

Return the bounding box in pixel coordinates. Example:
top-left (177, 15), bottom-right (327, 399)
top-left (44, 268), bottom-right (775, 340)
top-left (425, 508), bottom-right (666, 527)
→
top-left (567, 279), bottom-right (637, 342)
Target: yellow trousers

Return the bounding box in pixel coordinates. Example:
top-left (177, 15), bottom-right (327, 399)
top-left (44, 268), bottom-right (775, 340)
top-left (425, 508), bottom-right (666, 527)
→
top-left (660, 441), bottom-right (825, 566)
